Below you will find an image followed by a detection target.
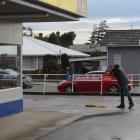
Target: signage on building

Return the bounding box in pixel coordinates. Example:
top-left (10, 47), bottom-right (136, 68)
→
top-left (38, 0), bottom-right (87, 16)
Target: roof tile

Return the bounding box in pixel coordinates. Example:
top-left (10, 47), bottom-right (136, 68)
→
top-left (101, 30), bottom-right (140, 46)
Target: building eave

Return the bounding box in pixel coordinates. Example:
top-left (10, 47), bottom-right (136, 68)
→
top-left (25, 0), bottom-right (85, 18)
top-left (69, 56), bottom-right (107, 62)
top-left (0, 0), bottom-right (84, 22)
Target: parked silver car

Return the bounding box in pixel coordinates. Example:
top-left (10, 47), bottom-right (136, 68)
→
top-left (0, 69), bottom-right (33, 89)
top-left (23, 75), bottom-right (33, 89)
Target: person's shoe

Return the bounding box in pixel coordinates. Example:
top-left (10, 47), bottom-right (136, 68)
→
top-left (117, 104), bottom-right (125, 108)
top-left (128, 103), bottom-right (134, 109)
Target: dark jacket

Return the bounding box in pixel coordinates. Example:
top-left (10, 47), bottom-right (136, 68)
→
top-left (112, 68), bottom-right (129, 85)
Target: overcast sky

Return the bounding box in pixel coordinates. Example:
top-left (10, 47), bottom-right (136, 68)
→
top-left (24, 0), bottom-right (140, 44)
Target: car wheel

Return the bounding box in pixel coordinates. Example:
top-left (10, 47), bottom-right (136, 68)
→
top-left (108, 85), bottom-right (119, 95)
top-left (64, 85), bottom-right (74, 94)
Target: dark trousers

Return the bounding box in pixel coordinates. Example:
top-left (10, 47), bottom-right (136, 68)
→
top-left (120, 84), bottom-right (133, 105)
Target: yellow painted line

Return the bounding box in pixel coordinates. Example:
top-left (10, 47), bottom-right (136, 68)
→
top-left (85, 104), bottom-right (106, 108)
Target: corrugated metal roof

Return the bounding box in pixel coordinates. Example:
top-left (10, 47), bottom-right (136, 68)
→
top-left (69, 44), bottom-right (96, 53)
top-left (69, 44), bottom-right (107, 53)
top-left (23, 36), bottom-right (89, 57)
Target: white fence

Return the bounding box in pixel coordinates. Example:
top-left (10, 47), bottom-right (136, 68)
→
top-left (23, 74), bottom-right (66, 94)
top-left (22, 73), bottom-right (140, 95)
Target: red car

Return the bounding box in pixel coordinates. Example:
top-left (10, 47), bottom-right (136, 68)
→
top-left (57, 71), bottom-right (132, 95)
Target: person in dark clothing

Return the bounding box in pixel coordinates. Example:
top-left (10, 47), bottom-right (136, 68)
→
top-left (106, 65), bottom-right (114, 74)
top-left (112, 64), bottom-right (134, 109)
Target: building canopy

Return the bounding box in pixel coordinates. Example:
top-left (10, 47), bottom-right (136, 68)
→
top-left (0, 0), bottom-right (86, 22)
top-left (23, 36), bottom-right (89, 57)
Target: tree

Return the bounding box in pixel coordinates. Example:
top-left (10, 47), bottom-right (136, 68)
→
top-left (56, 31), bottom-right (61, 45)
top-left (60, 31), bottom-right (76, 47)
top-left (89, 24), bottom-right (97, 44)
top-left (35, 33), bottom-right (43, 40)
top-left (34, 33), bottom-right (48, 42)
top-left (61, 54), bottom-right (70, 72)
top-left (48, 32), bottom-right (58, 45)
top-left (47, 31), bottom-right (62, 45)
top-left (90, 20), bottom-right (109, 45)
top-left (23, 26), bottom-right (33, 36)
top-left (28, 27), bottom-right (33, 36)
top-left (34, 31), bottom-right (76, 47)
top-left (43, 55), bottom-right (59, 73)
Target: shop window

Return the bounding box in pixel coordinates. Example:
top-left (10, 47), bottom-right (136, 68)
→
top-left (0, 45), bottom-right (21, 90)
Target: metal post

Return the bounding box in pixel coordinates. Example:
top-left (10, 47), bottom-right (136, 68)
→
top-left (43, 74), bottom-right (46, 95)
top-left (130, 74), bottom-right (133, 93)
top-left (100, 75), bottom-right (103, 96)
top-left (72, 74), bottom-right (74, 93)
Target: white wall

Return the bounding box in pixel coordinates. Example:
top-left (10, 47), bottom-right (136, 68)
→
top-left (0, 88), bottom-right (23, 104)
top-left (0, 22), bottom-right (23, 116)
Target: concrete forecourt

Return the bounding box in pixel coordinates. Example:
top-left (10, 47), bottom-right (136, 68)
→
top-left (0, 95), bottom-right (139, 140)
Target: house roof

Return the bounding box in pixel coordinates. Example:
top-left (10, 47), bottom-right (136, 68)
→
top-left (101, 30), bottom-right (140, 47)
top-left (23, 36), bottom-right (89, 57)
top-left (69, 44), bottom-right (96, 53)
top-left (69, 44), bottom-right (107, 53)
